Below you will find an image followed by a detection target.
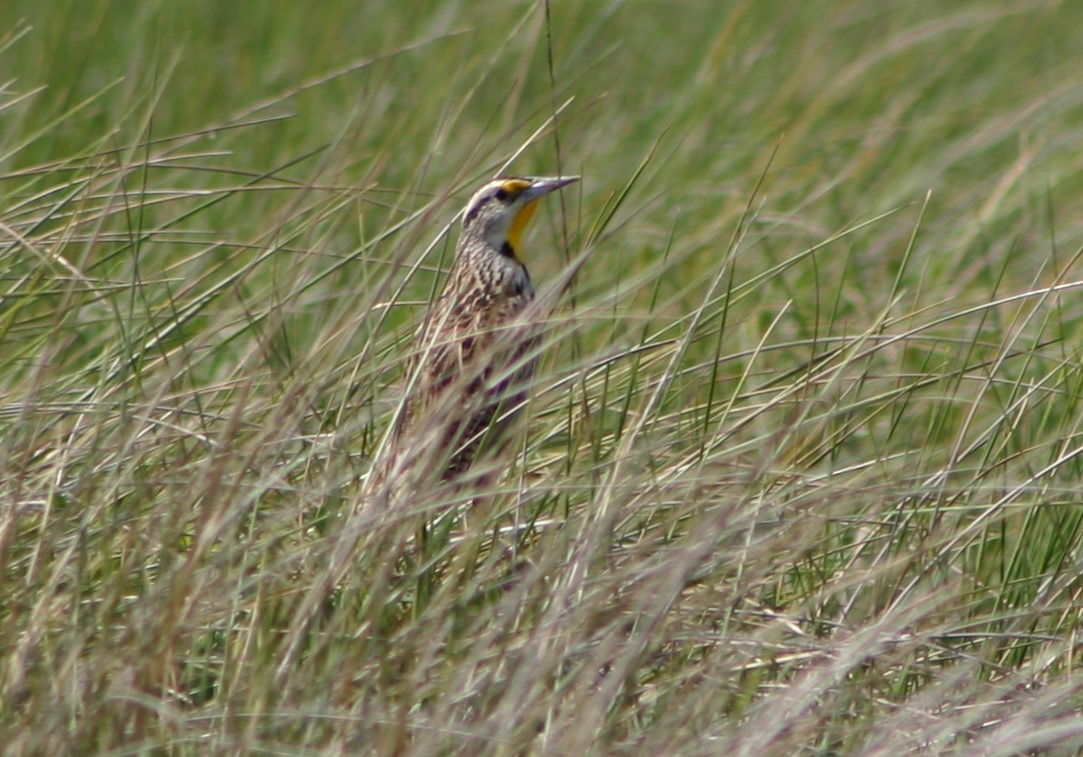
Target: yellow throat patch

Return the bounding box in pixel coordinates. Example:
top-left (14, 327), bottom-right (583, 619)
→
top-left (507, 199), bottom-right (539, 257)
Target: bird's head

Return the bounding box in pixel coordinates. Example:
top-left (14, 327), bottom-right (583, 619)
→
top-left (461, 175), bottom-right (579, 260)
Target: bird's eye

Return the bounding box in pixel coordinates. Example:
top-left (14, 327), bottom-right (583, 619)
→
top-left (494, 188), bottom-right (509, 201)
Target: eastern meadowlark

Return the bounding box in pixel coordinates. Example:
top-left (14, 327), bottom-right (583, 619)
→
top-left (371, 174), bottom-right (579, 498)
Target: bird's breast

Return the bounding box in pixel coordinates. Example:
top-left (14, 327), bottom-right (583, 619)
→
top-left (510, 263), bottom-right (534, 299)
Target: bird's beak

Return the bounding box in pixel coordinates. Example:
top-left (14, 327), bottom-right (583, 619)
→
top-left (521, 175), bottom-right (580, 201)
top-left (505, 176), bottom-right (579, 255)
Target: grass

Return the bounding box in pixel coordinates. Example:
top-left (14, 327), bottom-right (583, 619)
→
top-left (3, 0), bottom-right (1083, 753)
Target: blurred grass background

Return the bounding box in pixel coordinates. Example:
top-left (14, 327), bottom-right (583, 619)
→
top-left (3, 0), bottom-right (1083, 753)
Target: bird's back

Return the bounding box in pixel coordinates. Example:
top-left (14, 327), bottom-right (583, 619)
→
top-left (394, 235), bottom-right (538, 480)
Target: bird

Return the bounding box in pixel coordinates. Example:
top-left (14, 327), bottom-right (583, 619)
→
top-left (369, 174), bottom-right (579, 500)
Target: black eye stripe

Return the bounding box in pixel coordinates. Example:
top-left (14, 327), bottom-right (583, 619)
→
top-left (464, 184), bottom-right (519, 227)
top-left (464, 197), bottom-right (489, 227)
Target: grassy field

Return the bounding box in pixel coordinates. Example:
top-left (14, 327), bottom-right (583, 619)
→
top-left (3, 0), bottom-right (1083, 753)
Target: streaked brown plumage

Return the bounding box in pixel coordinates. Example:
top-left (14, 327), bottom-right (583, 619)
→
top-left (371, 175), bottom-right (578, 498)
